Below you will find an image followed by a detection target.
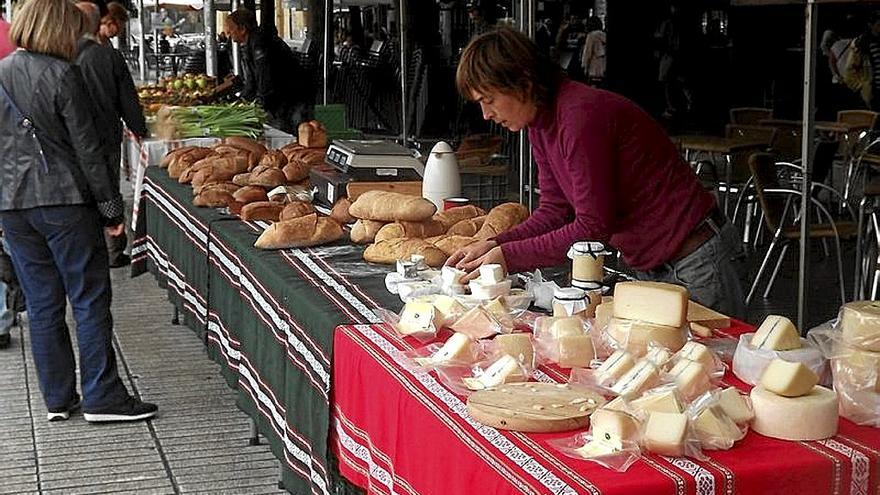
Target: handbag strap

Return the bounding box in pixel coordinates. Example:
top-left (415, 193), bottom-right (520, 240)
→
top-left (0, 81), bottom-right (49, 172)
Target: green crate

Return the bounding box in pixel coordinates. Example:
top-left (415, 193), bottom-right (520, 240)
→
top-left (327, 129), bottom-right (364, 141)
top-left (314, 104), bottom-right (348, 133)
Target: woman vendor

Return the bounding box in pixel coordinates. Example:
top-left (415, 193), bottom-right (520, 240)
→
top-left (448, 28), bottom-right (745, 317)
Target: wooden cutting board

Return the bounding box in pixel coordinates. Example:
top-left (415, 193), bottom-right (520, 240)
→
top-left (346, 181), bottom-right (422, 201)
top-left (467, 383), bottom-right (605, 433)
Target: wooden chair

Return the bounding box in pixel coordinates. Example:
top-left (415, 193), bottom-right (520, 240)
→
top-left (837, 110), bottom-right (879, 129)
top-left (730, 107), bottom-right (773, 126)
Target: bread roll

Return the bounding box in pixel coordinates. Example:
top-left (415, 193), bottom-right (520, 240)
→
top-left (282, 160), bottom-right (311, 182)
top-left (330, 198), bottom-right (356, 224)
top-left (349, 191), bottom-right (436, 222)
top-left (350, 219), bottom-right (386, 244)
top-left (161, 146), bottom-right (197, 168)
top-left (254, 214), bottom-right (343, 249)
top-left (168, 148), bottom-right (216, 178)
top-left (279, 201), bottom-right (316, 221)
top-left (250, 165), bottom-right (288, 188)
top-left (297, 120), bottom-right (328, 148)
top-left (259, 150), bottom-right (288, 169)
top-left (432, 235), bottom-right (480, 256)
top-left (241, 201), bottom-right (285, 222)
top-left (363, 238), bottom-right (447, 267)
top-left (232, 185), bottom-right (269, 204)
top-left (212, 144), bottom-right (250, 157)
top-left (447, 215), bottom-right (486, 237)
top-left (433, 205), bottom-right (486, 230)
top-left (374, 220), bottom-right (446, 243)
top-left (191, 166), bottom-right (238, 189)
top-left (193, 188), bottom-right (234, 207)
top-left (474, 202), bottom-right (529, 240)
top-left (283, 146), bottom-right (326, 166)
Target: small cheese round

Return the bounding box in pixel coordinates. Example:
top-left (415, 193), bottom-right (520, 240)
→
top-left (750, 385), bottom-right (838, 441)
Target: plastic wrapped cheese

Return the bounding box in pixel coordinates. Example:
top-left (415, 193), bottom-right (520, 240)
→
top-left (605, 317), bottom-right (687, 357)
top-left (750, 385), bottom-right (838, 441)
top-left (732, 333), bottom-right (829, 386)
top-left (643, 412), bottom-right (689, 457)
top-left (839, 301), bottom-right (880, 352)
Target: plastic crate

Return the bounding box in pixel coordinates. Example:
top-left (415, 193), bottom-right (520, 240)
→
top-left (460, 164), bottom-right (509, 211)
top-left (314, 104), bottom-right (348, 133)
top-left (327, 128), bottom-right (364, 141)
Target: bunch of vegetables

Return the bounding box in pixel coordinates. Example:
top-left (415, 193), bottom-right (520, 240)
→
top-left (156, 104), bottom-right (267, 139)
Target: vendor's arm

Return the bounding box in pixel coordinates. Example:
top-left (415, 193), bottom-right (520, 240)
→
top-left (499, 109), bottom-right (616, 273)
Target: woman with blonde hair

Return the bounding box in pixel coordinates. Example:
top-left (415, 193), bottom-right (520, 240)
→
top-left (0, 0), bottom-right (157, 422)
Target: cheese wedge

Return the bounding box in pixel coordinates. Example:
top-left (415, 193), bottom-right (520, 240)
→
top-left (450, 306), bottom-right (501, 339)
top-left (494, 333), bottom-right (534, 367)
top-left (432, 295), bottom-right (466, 326)
top-left (613, 281), bottom-right (689, 328)
top-left (750, 385), bottom-right (838, 441)
top-left (595, 350), bottom-right (635, 386)
top-left (694, 405), bottom-right (742, 448)
top-left (427, 333), bottom-right (473, 365)
top-left (397, 302), bottom-right (442, 335)
top-left (631, 388), bottom-right (683, 414)
top-left (463, 355), bottom-right (524, 390)
top-left (840, 301), bottom-right (880, 351)
top-left (644, 412), bottom-right (689, 457)
top-left (558, 335), bottom-right (596, 368)
top-left (606, 317), bottom-right (687, 356)
top-left (751, 315), bottom-right (802, 351)
top-left (441, 265), bottom-right (466, 287)
top-left (760, 359), bottom-right (819, 397)
top-left (668, 358), bottom-right (712, 399)
top-left (594, 298), bottom-right (614, 331)
top-left (718, 387), bottom-right (753, 424)
top-left (603, 396), bottom-right (629, 413)
top-left (675, 341), bottom-right (715, 371)
top-left (687, 300), bottom-right (731, 329)
top-left (590, 408), bottom-right (640, 450)
top-left (611, 360), bottom-right (660, 398)
top-left (551, 317), bottom-right (586, 339)
top-left (479, 264), bottom-right (505, 284)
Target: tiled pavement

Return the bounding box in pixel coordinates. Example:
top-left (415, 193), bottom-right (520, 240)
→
top-left (0, 266), bottom-right (286, 495)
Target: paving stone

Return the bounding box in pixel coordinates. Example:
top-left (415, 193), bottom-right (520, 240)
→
top-left (0, 482), bottom-right (40, 495)
top-left (40, 464), bottom-right (168, 485)
top-left (42, 474), bottom-right (172, 493)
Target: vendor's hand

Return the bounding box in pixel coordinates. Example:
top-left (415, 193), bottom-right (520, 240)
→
top-left (460, 246), bottom-right (508, 283)
top-left (446, 240), bottom-right (497, 270)
top-left (105, 223), bottom-right (124, 237)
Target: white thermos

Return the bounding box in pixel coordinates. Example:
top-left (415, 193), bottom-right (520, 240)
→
top-left (422, 141), bottom-right (461, 211)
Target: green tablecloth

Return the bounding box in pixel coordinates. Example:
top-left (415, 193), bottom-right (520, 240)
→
top-left (132, 165), bottom-right (396, 495)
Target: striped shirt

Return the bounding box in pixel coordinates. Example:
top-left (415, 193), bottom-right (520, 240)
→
top-left (869, 37), bottom-right (880, 89)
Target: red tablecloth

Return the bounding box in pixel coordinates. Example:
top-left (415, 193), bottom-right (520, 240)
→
top-left (331, 322), bottom-right (880, 495)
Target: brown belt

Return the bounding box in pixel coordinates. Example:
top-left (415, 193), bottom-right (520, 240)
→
top-left (669, 207), bottom-right (727, 264)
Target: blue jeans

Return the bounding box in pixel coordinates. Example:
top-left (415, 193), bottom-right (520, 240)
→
top-left (0, 205), bottom-right (129, 410)
top-left (634, 223), bottom-right (747, 320)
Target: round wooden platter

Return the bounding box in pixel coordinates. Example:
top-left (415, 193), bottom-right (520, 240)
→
top-left (466, 382), bottom-right (606, 433)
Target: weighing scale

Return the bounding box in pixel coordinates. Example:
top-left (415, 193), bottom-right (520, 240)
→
top-left (311, 140), bottom-right (425, 206)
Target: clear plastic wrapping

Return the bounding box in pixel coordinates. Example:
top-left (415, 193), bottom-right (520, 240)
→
top-left (837, 301), bottom-right (880, 352)
top-left (435, 354), bottom-right (532, 396)
top-left (402, 333), bottom-right (483, 373)
top-left (640, 411), bottom-right (708, 460)
top-left (599, 317), bottom-right (688, 358)
top-left (375, 306), bottom-right (439, 342)
top-left (548, 433), bottom-right (641, 472)
top-left (685, 390), bottom-right (748, 451)
top-left (732, 333), bottom-right (830, 386)
top-left (532, 316), bottom-right (595, 368)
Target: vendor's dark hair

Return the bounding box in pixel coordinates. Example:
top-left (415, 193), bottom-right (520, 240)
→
top-left (456, 27), bottom-right (563, 107)
top-left (228, 8), bottom-right (257, 32)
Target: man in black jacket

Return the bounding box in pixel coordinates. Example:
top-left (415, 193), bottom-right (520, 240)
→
top-left (75, 2), bottom-right (148, 267)
top-left (225, 8), bottom-right (311, 132)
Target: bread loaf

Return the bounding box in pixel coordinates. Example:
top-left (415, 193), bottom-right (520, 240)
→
top-left (279, 201), bottom-right (316, 221)
top-left (297, 120), bottom-right (328, 148)
top-left (474, 202), bottom-right (529, 240)
top-left (447, 215), bottom-right (486, 237)
top-left (254, 214), bottom-right (343, 249)
top-left (193, 181), bottom-right (238, 197)
top-left (283, 146), bottom-right (326, 166)
top-left (350, 219), bottom-right (386, 244)
top-left (349, 191), bottom-right (436, 222)
top-left (241, 201), bottom-right (285, 222)
top-left (363, 238), bottom-right (448, 267)
top-left (212, 144), bottom-right (250, 157)
top-left (249, 165), bottom-right (288, 188)
top-left (167, 148), bottom-right (216, 178)
top-left (374, 220), bottom-right (446, 242)
top-left (433, 205), bottom-right (486, 230)
top-left (330, 198), bottom-right (356, 224)
top-left (232, 172), bottom-right (252, 186)
top-left (191, 166), bottom-right (240, 189)
top-left (282, 160), bottom-right (311, 182)
top-left (161, 146), bottom-right (197, 168)
top-left (431, 235), bottom-right (480, 256)
top-left (232, 185), bottom-right (269, 204)
top-left (259, 150), bottom-right (288, 169)
top-left (193, 188), bottom-right (234, 207)
top-left (224, 137), bottom-right (267, 156)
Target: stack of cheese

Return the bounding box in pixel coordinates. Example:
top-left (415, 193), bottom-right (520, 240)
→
top-left (664, 341), bottom-right (717, 400)
top-left (750, 358), bottom-right (839, 441)
top-left (830, 301), bottom-right (880, 425)
top-left (534, 316), bottom-right (595, 368)
top-left (732, 315), bottom-right (826, 386)
top-left (604, 282), bottom-right (689, 357)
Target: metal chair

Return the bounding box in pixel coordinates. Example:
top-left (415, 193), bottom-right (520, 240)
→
top-left (854, 161), bottom-right (880, 300)
top-left (730, 107), bottom-right (773, 126)
top-left (745, 153), bottom-right (857, 306)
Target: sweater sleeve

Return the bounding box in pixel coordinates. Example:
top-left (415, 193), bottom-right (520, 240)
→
top-left (493, 134), bottom-right (573, 244)
top-left (500, 106), bottom-right (618, 273)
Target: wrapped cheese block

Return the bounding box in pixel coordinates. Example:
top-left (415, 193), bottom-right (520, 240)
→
top-left (839, 301), bottom-right (880, 352)
top-left (644, 412), bottom-right (689, 456)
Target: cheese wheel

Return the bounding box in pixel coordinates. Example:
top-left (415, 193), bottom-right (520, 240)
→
top-left (840, 301), bottom-right (880, 351)
top-left (606, 317), bottom-right (687, 356)
top-left (750, 385), bottom-right (838, 441)
top-left (612, 281), bottom-right (688, 327)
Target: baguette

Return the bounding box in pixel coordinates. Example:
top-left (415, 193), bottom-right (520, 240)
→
top-left (282, 160), bottom-right (311, 182)
top-left (433, 205), bottom-right (486, 230)
top-left (232, 185), bottom-right (269, 204)
top-left (348, 190), bottom-right (436, 222)
top-left (447, 215), bottom-right (486, 237)
top-left (297, 120), bottom-right (328, 148)
top-left (330, 197), bottom-right (356, 224)
top-left (240, 201), bottom-right (285, 222)
top-left (212, 144), bottom-right (250, 157)
top-left (474, 202), bottom-right (529, 240)
top-left (279, 201), bottom-right (316, 221)
top-left (350, 219), bottom-right (386, 244)
top-left (363, 238), bottom-right (447, 267)
top-left (193, 181), bottom-right (238, 197)
top-left (254, 214), bottom-right (343, 249)
top-left (431, 235), bottom-right (480, 256)
top-left (191, 166), bottom-right (238, 189)
top-left (374, 219), bottom-right (445, 243)
top-left (169, 148), bottom-right (216, 179)
top-left (258, 150), bottom-right (288, 169)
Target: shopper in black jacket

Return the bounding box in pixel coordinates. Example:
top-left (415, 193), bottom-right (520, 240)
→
top-left (76, 1), bottom-right (148, 267)
top-left (0, 0), bottom-right (157, 423)
top-left (225, 8), bottom-right (311, 132)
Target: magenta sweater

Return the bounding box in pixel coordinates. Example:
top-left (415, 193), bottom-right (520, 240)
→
top-left (495, 79), bottom-right (715, 272)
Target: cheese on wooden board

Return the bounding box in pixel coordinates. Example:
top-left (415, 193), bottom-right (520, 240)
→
top-left (432, 295), bottom-right (465, 326)
top-left (750, 315), bottom-right (802, 351)
top-left (551, 317), bottom-right (586, 339)
top-left (590, 408), bottom-right (640, 449)
top-left (694, 405), bottom-right (742, 448)
top-left (595, 350), bottom-right (635, 385)
top-left (668, 358), bottom-right (712, 399)
top-left (612, 281), bottom-right (689, 328)
top-left (606, 317), bottom-right (687, 356)
top-left (611, 360), bottom-right (660, 398)
top-left (760, 359), bottom-right (819, 397)
top-left (718, 387), bottom-right (754, 424)
top-left (840, 301), bottom-right (880, 351)
top-left (750, 385), bottom-right (838, 441)
top-left (644, 412), bottom-right (689, 457)
top-left (630, 388), bottom-right (683, 414)
top-left (428, 333), bottom-right (473, 365)
top-left (398, 302), bottom-right (442, 335)
top-left (463, 355), bottom-right (524, 390)
top-left (558, 335), bottom-right (596, 368)
top-left (494, 333), bottom-right (534, 366)
top-left (675, 341), bottom-right (715, 371)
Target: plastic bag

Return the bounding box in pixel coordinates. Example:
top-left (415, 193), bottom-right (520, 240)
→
top-left (601, 317), bottom-right (688, 358)
top-left (685, 390), bottom-right (747, 451)
top-left (569, 349), bottom-right (637, 391)
top-left (640, 411), bottom-right (708, 460)
top-left (375, 305), bottom-right (439, 342)
top-left (549, 433), bottom-right (641, 472)
top-left (402, 333), bottom-right (483, 373)
top-left (627, 383), bottom-right (686, 418)
top-left (524, 269), bottom-right (560, 311)
top-left (449, 306), bottom-right (505, 339)
top-left (836, 301), bottom-right (880, 352)
top-left (479, 333), bottom-right (536, 369)
top-left (435, 354), bottom-right (531, 396)
top-left (732, 333), bottom-right (829, 386)
top-left (659, 357), bottom-right (716, 402)
top-left (533, 315), bottom-right (594, 368)
top-left (470, 279), bottom-right (513, 300)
